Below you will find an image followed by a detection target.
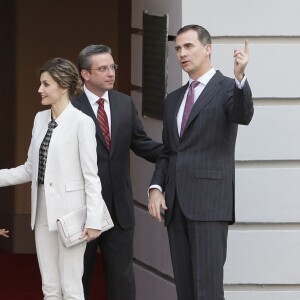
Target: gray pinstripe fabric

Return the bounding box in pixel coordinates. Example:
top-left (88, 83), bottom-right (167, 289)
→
top-left (168, 198), bottom-right (228, 300)
top-left (151, 71), bottom-right (253, 225)
top-left (151, 70), bottom-right (253, 300)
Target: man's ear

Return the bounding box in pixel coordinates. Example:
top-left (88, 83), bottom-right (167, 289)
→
top-left (205, 44), bottom-right (212, 57)
top-left (81, 69), bottom-right (90, 81)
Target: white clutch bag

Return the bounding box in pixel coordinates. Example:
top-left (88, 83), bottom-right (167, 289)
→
top-left (56, 202), bottom-right (114, 248)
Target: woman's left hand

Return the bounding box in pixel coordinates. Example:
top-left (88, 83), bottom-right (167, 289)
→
top-left (0, 229), bottom-right (9, 238)
top-left (80, 228), bottom-right (101, 242)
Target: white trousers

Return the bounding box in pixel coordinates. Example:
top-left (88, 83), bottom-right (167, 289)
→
top-left (35, 185), bottom-right (86, 300)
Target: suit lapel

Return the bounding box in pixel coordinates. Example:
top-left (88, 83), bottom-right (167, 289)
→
top-left (108, 91), bottom-right (119, 157)
top-left (184, 71), bottom-right (223, 133)
top-left (35, 111), bottom-right (51, 149)
top-left (77, 93), bottom-right (108, 151)
top-left (49, 103), bottom-right (73, 151)
top-left (173, 84), bottom-right (189, 143)
top-left (32, 111), bottom-right (50, 182)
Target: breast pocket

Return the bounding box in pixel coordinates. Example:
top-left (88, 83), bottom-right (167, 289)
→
top-left (64, 180), bottom-right (85, 212)
top-left (65, 180), bottom-right (85, 192)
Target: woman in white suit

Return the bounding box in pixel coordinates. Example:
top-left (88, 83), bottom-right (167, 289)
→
top-left (0, 58), bottom-right (105, 299)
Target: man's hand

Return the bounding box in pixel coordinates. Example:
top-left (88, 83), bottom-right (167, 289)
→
top-left (148, 188), bottom-right (168, 222)
top-left (234, 40), bottom-right (249, 81)
top-left (80, 228), bottom-right (101, 242)
top-left (0, 229), bottom-right (9, 238)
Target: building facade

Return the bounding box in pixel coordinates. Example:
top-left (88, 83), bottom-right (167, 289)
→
top-left (130, 1), bottom-right (300, 299)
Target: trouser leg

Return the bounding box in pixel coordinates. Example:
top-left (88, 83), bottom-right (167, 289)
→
top-left (99, 221), bottom-right (135, 300)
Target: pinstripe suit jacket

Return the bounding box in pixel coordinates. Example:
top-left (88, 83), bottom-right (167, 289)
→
top-left (151, 71), bottom-right (254, 225)
top-left (72, 90), bottom-right (162, 229)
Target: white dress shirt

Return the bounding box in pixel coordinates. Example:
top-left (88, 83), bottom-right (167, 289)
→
top-left (84, 85), bottom-right (112, 136)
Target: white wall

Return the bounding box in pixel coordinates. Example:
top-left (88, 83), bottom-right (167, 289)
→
top-left (182, 0), bottom-right (300, 36)
top-left (131, 0), bottom-right (300, 299)
top-left (131, 2), bottom-right (180, 298)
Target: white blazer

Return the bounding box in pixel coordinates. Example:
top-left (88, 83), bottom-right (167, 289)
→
top-left (0, 103), bottom-right (104, 231)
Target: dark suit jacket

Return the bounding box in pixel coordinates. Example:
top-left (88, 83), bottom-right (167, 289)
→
top-left (72, 90), bottom-right (162, 229)
top-left (151, 71), bottom-right (254, 225)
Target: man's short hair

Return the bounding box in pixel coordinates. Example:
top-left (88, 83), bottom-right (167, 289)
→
top-left (78, 44), bottom-right (112, 72)
top-left (177, 25), bottom-right (211, 46)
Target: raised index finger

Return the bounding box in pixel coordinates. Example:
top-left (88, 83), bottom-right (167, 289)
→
top-left (244, 39), bottom-right (249, 54)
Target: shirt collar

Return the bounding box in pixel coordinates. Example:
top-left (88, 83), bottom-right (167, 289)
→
top-left (49, 102), bottom-right (72, 124)
top-left (189, 67), bottom-right (216, 86)
top-left (84, 85), bottom-right (109, 105)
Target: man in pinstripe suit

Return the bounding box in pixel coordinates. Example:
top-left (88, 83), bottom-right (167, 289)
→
top-left (148, 25), bottom-right (254, 300)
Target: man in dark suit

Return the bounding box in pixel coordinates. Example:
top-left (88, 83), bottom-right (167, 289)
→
top-left (72, 44), bottom-right (162, 300)
top-left (148, 25), bottom-right (254, 300)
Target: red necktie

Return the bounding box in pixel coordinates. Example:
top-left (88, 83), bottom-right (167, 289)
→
top-left (97, 98), bottom-right (110, 150)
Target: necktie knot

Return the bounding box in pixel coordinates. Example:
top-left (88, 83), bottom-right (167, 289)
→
top-left (190, 80), bottom-right (200, 90)
top-left (48, 120), bottom-right (58, 131)
top-left (97, 98), bottom-right (105, 107)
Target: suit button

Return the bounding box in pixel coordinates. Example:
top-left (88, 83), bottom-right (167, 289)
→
top-left (107, 182), bottom-right (111, 185)
top-left (178, 152), bottom-right (182, 156)
top-left (50, 183), bottom-right (52, 186)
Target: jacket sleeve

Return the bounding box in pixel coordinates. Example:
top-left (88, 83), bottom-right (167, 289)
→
top-left (0, 114), bottom-right (38, 186)
top-left (149, 97), bottom-right (170, 191)
top-left (226, 79), bottom-right (254, 125)
top-left (130, 99), bottom-right (163, 163)
top-left (78, 115), bottom-right (104, 230)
